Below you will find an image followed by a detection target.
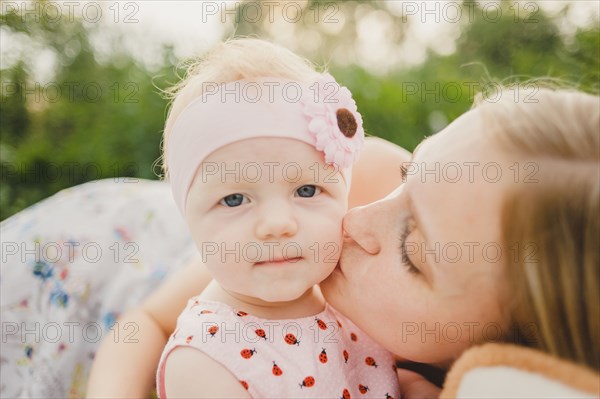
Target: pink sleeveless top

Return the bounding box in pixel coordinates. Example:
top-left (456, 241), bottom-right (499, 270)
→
top-left (157, 297), bottom-right (401, 398)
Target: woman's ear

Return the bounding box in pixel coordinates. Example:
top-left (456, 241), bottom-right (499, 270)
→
top-left (349, 136), bottom-right (412, 209)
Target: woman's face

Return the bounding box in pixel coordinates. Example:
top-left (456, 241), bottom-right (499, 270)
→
top-left (321, 108), bottom-right (517, 366)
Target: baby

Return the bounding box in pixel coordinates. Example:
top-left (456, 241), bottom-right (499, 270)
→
top-left (157, 38), bottom-right (401, 399)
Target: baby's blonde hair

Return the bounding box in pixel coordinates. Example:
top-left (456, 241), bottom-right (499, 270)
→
top-left (477, 86), bottom-right (599, 371)
top-left (160, 38), bottom-right (322, 177)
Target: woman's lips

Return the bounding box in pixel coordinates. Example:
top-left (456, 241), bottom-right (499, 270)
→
top-left (254, 257), bottom-right (303, 266)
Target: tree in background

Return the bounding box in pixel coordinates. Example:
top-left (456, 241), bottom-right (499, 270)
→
top-left (1, 0), bottom-right (598, 220)
top-left (1, 4), bottom-right (174, 219)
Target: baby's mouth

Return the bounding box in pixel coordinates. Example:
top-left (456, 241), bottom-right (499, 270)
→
top-left (254, 257), bottom-right (303, 266)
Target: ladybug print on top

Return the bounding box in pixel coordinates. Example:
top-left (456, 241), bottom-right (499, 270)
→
top-left (315, 317), bottom-right (327, 330)
top-left (272, 361), bottom-right (283, 376)
top-left (365, 356), bottom-right (378, 368)
top-left (284, 333), bottom-right (300, 346)
top-left (255, 329), bottom-right (268, 340)
top-left (156, 298), bottom-right (401, 399)
top-left (319, 348), bottom-right (328, 364)
top-left (300, 376), bottom-right (315, 388)
top-left (240, 348), bottom-right (257, 359)
top-left (207, 325), bottom-right (218, 337)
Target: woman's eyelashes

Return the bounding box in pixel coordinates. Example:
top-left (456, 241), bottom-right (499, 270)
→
top-left (399, 217), bottom-right (420, 274)
top-left (218, 185), bottom-right (322, 207)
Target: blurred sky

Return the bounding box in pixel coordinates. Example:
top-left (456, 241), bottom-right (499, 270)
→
top-left (2, 0), bottom-right (599, 81)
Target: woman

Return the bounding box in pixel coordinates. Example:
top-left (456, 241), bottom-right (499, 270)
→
top-left (87, 86), bottom-right (599, 397)
top-left (321, 87), bottom-right (600, 396)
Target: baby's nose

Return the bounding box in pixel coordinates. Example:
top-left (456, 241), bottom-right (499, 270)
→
top-left (255, 204), bottom-right (298, 239)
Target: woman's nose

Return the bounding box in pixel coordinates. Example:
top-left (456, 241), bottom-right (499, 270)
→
top-left (342, 204), bottom-right (381, 255)
top-left (255, 203), bottom-right (298, 240)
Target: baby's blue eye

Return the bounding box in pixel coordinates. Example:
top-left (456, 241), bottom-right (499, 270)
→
top-left (296, 185), bottom-right (321, 198)
top-left (219, 194), bottom-right (247, 207)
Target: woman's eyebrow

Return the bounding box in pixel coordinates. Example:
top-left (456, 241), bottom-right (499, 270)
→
top-left (406, 192), bottom-right (432, 251)
top-left (402, 137), bottom-right (436, 264)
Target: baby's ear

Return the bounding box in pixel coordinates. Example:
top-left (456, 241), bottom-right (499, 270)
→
top-left (348, 137), bottom-right (411, 209)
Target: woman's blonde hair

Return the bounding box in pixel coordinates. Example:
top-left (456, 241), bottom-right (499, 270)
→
top-left (477, 87), bottom-right (599, 371)
top-left (160, 38), bottom-right (322, 176)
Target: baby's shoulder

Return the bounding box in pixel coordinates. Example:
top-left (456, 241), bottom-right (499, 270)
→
top-left (172, 298), bottom-right (242, 338)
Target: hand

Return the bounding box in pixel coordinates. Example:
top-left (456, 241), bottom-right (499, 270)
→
top-left (397, 368), bottom-right (442, 399)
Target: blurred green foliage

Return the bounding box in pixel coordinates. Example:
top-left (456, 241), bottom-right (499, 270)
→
top-left (1, 0), bottom-right (598, 220)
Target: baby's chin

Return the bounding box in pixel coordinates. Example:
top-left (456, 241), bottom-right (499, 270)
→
top-left (253, 284), bottom-right (313, 304)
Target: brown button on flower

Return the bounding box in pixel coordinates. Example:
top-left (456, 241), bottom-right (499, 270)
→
top-left (336, 108), bottom-right (358, 138)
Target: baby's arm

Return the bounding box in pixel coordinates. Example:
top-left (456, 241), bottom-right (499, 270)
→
top-left (86, 257), bottom-right (212, 398)
top-left (163, 347), bottom-right (252, 398)
top-left (349, 136), bottom-right (411, 208)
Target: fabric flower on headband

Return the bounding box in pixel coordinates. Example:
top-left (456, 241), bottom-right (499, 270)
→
top-left (302, 73), bottom-right (365, 169)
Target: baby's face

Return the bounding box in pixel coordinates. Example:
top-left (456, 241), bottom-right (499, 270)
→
top-left (184, 137), bottom-right (348, 302)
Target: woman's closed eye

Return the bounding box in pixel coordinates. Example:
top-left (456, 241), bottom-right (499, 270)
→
top-left (400, 217), bottom-right (420, 274)
top-left (295, 185), bottom-right (322, 198)
top-left (219, 193), bottom-right (249, 207)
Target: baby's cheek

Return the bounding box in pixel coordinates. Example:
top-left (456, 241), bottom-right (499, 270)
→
top-left (208, 264), bottom-right (248, 293)
top-left (312, 235), bottom-right (343, 273)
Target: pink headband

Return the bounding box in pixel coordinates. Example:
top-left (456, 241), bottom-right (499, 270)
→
top-left (167, 73), bottom-right (365, 213)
